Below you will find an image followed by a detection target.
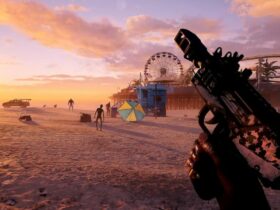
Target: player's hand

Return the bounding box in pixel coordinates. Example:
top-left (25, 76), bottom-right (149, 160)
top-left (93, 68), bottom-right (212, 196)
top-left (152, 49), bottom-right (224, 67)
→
top-left (186, 132), bottom-right (271, 209)
top-left (186, 133), bottom-right (221, 200)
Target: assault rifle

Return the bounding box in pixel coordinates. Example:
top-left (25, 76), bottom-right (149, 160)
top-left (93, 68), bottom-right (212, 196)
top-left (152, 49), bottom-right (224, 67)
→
top-left (174, 29), bottom-right (280, 194)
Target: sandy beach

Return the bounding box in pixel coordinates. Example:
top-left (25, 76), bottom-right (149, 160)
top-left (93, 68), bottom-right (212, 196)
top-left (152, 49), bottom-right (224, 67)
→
top-left (0, 107), bottom-right (279, 210)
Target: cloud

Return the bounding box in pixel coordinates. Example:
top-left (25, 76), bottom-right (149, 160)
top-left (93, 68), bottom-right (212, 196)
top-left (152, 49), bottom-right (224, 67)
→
top-left (105, 42), bottom-right (187, 75)
top-left (246, 17), bottom-right (280, 42)
top-left (125, 14), bottom-right (280, 71)
top-left (54, 4), bottom-right (88, 12)
top-left (11, 74), bottom-right (132, 101)
top-left (229, 0), bottom-right (280, 17)
top-left (107, 15), bottom-right (224, 74)
top-left (116, 0), bottom-right (127, 10)
top-left (212, 1), bottom-right (280, 57)
top-left (179, 17), bottom-right (224, 40)
top-left (209, 16), bottom-right (280, 57)
top-left (0, 1), bottom-right (224, 74)
top-left (126, 15), bottom-right (223, 41)
top-left (3, 38), bottom-right (13, 44)
top-left (126, 15), bottom-right (173, 36)
top-left (16, 74), bottom-right (87, 82)
top-left (1, 1), bottom-right (278, 81)
top-left (46, 63), bottom-right (57, 68)
top-left (15, 74), bottom-right (132, 87)
top-left (0, 75), bottom-right (127, 107)
top-left (0, 57), bottom-right (19, 66)
top-left (0, 0), bottom-right (128, 57)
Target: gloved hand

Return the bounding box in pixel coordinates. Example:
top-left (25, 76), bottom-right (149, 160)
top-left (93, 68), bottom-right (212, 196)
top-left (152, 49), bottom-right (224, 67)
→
top-left (186, 132), bottom-right (271, 210)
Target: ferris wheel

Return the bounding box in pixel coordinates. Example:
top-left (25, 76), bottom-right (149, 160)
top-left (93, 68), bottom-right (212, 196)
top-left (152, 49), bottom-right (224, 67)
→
top-left (144, 52), bottom-right (184, 83)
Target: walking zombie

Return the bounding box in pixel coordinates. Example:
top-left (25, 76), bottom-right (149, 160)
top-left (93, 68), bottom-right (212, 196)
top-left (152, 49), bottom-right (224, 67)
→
top-left (94, 104), bottom-right (104, 131)
top-left (105, 102), bottom-right (111, 117)
top-left (68, 98), bottom-right (74, 111)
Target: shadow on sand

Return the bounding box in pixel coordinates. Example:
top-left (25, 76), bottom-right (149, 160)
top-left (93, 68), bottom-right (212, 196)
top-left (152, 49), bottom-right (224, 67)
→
top-left (85, 122), bottom-right (184, 154)
top-left (86, 122), bottom-right (153, 139)
top-left (20, 120), bottom-right (39, 126)
top-left (104, 123), bottom-right (184, 154)
top-left (131, 137), bottom-right (185, 154)
top-left (104, 124), bottom-right (154, 139)
top-left (139, 121), bottom-right (201, 134)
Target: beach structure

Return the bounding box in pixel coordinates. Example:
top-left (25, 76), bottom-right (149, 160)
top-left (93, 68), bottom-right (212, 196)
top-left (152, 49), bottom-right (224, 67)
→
top-left (165, 86), bottom-right (203, 110)
top-left (110, 53), bottom-right (280, 110)
top-left (136, 84), bottom-right (167, 116)
top-left (110, 51), bottom-right (202, 110)
top-left (111, 85), bottom-right (204, 111)
top-left (110, 54), bottom-right (203, 110)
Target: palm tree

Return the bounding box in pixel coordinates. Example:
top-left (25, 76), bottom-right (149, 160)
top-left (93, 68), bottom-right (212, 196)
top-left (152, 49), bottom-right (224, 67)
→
top-left (179, 66), bottom-right (194, 86)
top-left (128, 78), bottom-right (142, 89)
top-left (257, 58), bottom-right (280, 81)
top-left (131, 79), bottom-right (142, 87)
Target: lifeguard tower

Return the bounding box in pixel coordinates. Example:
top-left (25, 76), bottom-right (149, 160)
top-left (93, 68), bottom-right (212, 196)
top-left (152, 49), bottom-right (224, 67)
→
top-left (136, 84), bottom-right (167, 117)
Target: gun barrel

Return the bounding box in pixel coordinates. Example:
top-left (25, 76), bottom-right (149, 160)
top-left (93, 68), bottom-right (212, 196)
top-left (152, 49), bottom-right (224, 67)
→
top-left (174, 29), bottom-right (210, 65)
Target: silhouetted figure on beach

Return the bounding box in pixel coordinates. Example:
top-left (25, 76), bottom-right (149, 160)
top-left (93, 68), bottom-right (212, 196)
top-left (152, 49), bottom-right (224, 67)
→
top-left (105, 102), bottom-right (111, 117)
top-left (154, 106), bottom-right (160, 119)
top-left (94, 104), bottom-right (104, 131)
top-left (68, 98), bottom-right (74, 111)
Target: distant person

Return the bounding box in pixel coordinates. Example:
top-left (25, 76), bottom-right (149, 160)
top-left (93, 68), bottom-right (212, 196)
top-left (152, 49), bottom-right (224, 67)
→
top-left (68, 98), bottom-right (74, 111)
top-left (105, 102), bottom-right (111, 117)
top-left (94, 104), bottom-right (104, 131)
top-left (154, 106), bottom-right (160, 119)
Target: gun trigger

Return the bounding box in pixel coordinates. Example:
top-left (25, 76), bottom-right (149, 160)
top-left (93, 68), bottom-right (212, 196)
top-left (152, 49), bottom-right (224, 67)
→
top-left (205, 115), bottom-right (220, 124)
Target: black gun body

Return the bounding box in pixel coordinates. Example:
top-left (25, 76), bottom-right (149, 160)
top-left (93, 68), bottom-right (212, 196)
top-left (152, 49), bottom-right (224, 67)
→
top-left (193, 65), bottom-right (280, 144)
top-left (175, 28), bottom-right (280, 173)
